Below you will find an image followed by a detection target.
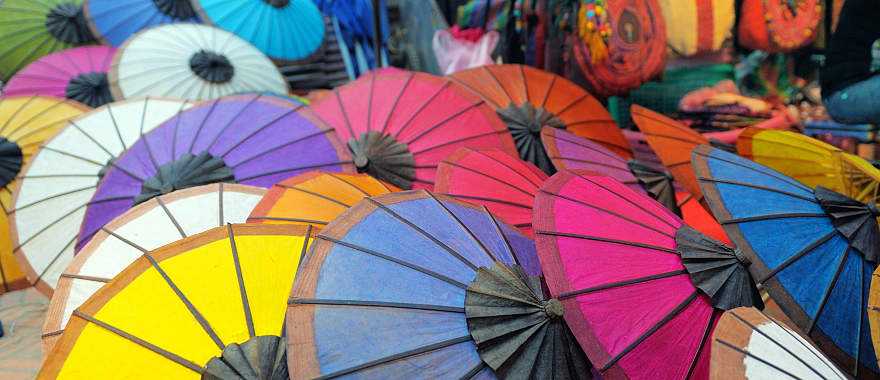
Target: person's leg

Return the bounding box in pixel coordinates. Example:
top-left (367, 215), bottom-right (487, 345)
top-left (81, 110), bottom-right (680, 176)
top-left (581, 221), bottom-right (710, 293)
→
top-left (825, 75), bottom-right (880, 124)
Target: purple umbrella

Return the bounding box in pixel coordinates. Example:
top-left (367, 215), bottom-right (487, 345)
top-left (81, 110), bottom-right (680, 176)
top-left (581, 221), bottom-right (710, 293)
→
top-left (75, 94), bottom-right (354, 251)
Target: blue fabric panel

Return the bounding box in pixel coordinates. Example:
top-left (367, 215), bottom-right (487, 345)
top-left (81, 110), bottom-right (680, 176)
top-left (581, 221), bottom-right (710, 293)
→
top-left (88, 0), bottom-right (199, 46)
top-left (737, 217), bottom-right (835, 269)
top-left (774, 234), bottom-right (848, 318)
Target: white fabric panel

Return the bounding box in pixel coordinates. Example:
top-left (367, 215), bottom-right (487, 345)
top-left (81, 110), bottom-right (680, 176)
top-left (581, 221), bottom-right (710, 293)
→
top-left (221, 191), bottom-right (264, 222)
top-left (170, 192), bottom-right (222, 237)
top-left (61, 279), bottom-right (104, 328)
top-left (15, 189), bottom-right (93, 246)
top-left (20, 208), bottom-right (84, 289)
top-left (744, 321), bottom-right (847, 379)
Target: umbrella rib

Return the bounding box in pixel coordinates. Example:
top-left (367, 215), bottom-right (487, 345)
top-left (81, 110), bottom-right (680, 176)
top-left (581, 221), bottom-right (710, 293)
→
top-left (101, 226), bottom-right (149, 253)
top-left (540, 75), bottom-right (556, 109)
top-left (462, 362), bottom-right (489, 380)
top-left (217, 183), bottom-right (224, 227)
top-left (426, 192), bottom-right (499, 263)
top-left (483, 66), bottom-right (514, 104)
top-left (228, 128), bottom-right (336, 168)
top-left (34, 234), bottom-right (77, 284)
top-left (216, 107), bottom-right (299, 158)
top-left (440, 160), bottom-right (537, 198)
top-left (550, 156), bottom-right (632, 173)
top-left (411, 130), bottom-right (510, 156)
top-left (697, 177), bottom-right (817, 204)
top-left (538, 190), bottom-right (675, 238)
top-left (806, 245), bottom-right (851, 335)
top-left (380, 73), bottom-right (415, 135)
top-left (9, 33), bottom-right (59, 80)
top-left (558, 270), bottom-right (687, 299)
top-left (59, 273), bottom-right (111, 283)
top-left (13, 183), bottom-right (93, 213)
top-left (402, 102), bottom-right (484, 145)
top-left (326, 172), bottom-right (372, 196)
top-left (276, 183), bottom-right (351, 208)
top-left (555, 92), bottom-right (594, 118)
top-left (714, 339), bottom-right (808, 380)
top-left (316, 235), bottom-right (468, 289)
top-left (547, 132), bottom-right (627, 163)
top-left (538, 231), bottom-right (678, 255)
top-left (722, 213), bottom-right (828, 224)
top-left (248, 216), bottom-right (329, 225)
top-left (72, 311), bottom-right (204, 374)
top-left (333, 89), bottom-right (356, 138)
top-left (366, 198), bottom-right (479, 271)
top-left (156, 196), bottom-right (187, 238)
top-left (695, 150), bottom-right (812, 191)
top-left (448, 75), bottom-right (501, 109)
top-left (600, 291), bottom-right (699, 372)
top-left (314, 335), bottom-right (473, 379)
top-left (235, 160), bottom-right (354, 183)
top-left (392, 81), bottom-right (451, 140)
top-left (519, 65), bottom-right (529, 104)
top-left (473, 150), bottom-right (544, 188)
top-left (37, 146), bottom-right (106, 168)
top-left (484, 206), bottom-right (520, 267)
top-left (290, 298), bottom-right (465, 313)
top-left (569, 172), bottom-right (681, 229)
top-left (207, 95), bottom-right (265, 154)
top-left (226, 225), bottom-right (256, 338)
top-left (728, 310), bottom-right (835, 380)
top-left (757, 231), bottom-right (837, 284)
top-left (143, 253), bottom-right (226, 350)
top-left (684, 311), bottom-right (719, 379)
top-left (441, 193), bottom-right (532, 210)
top-left (366, 74), bottom-right (375, 132)
top-left (855, 265), bottom-right (866, 377)
top-left (187, 99), bottom-right (222, 154)
top-left (0, 96), bottom-right (39, 136)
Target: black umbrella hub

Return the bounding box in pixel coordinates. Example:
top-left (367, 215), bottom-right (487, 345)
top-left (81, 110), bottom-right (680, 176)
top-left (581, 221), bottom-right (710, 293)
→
top-left (0, 138), bottom-right (23, 189)
top-left (347, 131), bottom-right (415, 190)
top-left (627, 160), bottom-right (681, 217)
top-left (465, 262), bottom-right (591, 378)
top-left (190, 51), bottom-right (235, 84)
top-left (202, 335), bottom-right (288, 379)
top-left (152, 0), bottom-right (196, 19)
top-left (497, 103), bottom-right (565, 175)
top-left (66, 72), bottom-right (112, 108)
top-left (814, 186), bottom-right (880, 262)
top-left (45, 3), bottom-right (95, 45)
top-left (136, 152), bottom-right (235, 205)
top-left (264, 0), bottom-right (290, 8)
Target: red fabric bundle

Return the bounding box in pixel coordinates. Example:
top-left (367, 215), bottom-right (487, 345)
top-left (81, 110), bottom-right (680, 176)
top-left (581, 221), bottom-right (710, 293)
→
top-left (738, 0), bottom-right (822, 53)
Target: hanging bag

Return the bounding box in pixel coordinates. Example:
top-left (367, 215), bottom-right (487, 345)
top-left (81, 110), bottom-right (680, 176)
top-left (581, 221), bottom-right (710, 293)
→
top-left (738, 0), bottom-right (822, 53)
top-left (661, 0), bottom-right (735, 57)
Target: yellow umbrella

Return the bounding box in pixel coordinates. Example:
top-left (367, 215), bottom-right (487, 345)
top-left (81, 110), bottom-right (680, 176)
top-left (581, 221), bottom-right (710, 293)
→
top-left (736, 127), bottom-right (846, 193)
top-left (0, 96), bottom-right (89, 294)
top-left (839, 153), bottom-right (880, 207)
top-left (247, 171), bottom-right (397, 228)
top-left (38, 223), bottom-right (312, 379)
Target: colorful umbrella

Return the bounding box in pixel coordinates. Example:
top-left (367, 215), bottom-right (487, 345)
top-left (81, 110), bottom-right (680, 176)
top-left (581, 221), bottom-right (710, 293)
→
top-left (570, 0), bottom-right (666, 98)
top-left (693, 145), bottom-right (880, 377)
top-left (108, 24), bottom-right (288, 101)
top-left (193, 0), bottom-right (325, 63)
top-left (0, 96), bottom-right (89, 295)
top-left (42, 183), bottom-right (266, 353)
top-left (533, 171), bottom-right (761, 379)
top-left (0, 288), bottom-right (49, 380)
top-left (83, 0), bottom-right (200, 47)
top-left (839, 154), bottom-right (880, 207)
top-left (737, 127), bottom-right (846, 194)
top-left (247, 171), bottom-right (396, 228)
top-left (450, 64), bottom-right (630, 173)
top-left (712, 307), bottom-right (847, 379)
top-left (4, 46), bottom-right (115, 108)
top-left (0, 0), bottom-right (95, 81)
top-left (11, 98), bottom-right (194, 296)
top-left (287, 190), bottom-right (587, 378)
top-left (75, 94), bottom-right (354, 252)
top-left (433, 148), bottom-right (547, 236)
top-left (38, 223), bottom-right (312, 379)
top-left (308, 70), bottom-right (517, 189)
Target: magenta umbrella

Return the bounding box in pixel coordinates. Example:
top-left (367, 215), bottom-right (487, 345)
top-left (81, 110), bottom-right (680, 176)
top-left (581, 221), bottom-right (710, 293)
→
top-left (74, 94), bottom-right (355, 251)
top-left (4, 46), bottom-right (115, 108)
top-left (534, 171), bottom-right (761, 379)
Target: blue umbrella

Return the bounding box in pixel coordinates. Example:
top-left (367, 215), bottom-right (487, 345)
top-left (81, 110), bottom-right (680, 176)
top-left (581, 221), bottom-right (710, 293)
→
top-left (193, 0), bottom-right (325, 63)
top-left (84, 0), bottom-right (200, 46)
top-left (286, 190), bottom-right (590, 378)
top-left (693, 145), bottom-right (880, 378)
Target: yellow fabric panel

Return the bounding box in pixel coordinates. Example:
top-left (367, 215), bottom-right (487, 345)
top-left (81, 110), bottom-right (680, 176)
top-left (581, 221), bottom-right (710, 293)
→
top-left (92, 267), bottom-right (220, 367)
top-left (661, 0), bottom-right (698, 56)
top-left (54, 322), bottom-right (198, 379)
top-left (0, 213), bottom-right (22, 286)
top-left (160, 238), bottom-right (248, 346)
top-left (236, 235), bottom-right (306, 336)
top-left (747, 131), bottom-right (846, 193)
top-left (712, 0), bottom-right (736, 51)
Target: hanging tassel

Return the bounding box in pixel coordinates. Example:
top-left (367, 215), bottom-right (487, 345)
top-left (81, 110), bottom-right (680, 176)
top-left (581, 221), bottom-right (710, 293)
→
top-left (577, 1), bottom-right (609, 63)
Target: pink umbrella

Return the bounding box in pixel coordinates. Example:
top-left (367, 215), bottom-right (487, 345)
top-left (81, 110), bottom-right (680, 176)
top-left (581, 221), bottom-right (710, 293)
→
top-left (4, 46), bottom-right (115, 108)
top-left (534, 171), bottom-right (761, 379)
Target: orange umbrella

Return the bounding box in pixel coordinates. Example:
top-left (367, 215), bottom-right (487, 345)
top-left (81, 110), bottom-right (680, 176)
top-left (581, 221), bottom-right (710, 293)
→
top-left (247, 171), bottom-right (398, 228)
top-left (450, 64), bottom-right (631, 173)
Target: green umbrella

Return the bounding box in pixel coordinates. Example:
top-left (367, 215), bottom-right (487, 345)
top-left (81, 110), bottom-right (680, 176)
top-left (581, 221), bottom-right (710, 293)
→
top-left (0, 0), bottom-right (95, 81)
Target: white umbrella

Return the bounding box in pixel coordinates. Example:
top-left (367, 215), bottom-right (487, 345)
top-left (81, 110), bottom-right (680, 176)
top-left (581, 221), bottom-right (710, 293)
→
top-left (108, 24), bottom-right (289, 101)
top-left (11, 97), bottom-right (194, 296)
top-left (41, 183), bottom-right (265, 353)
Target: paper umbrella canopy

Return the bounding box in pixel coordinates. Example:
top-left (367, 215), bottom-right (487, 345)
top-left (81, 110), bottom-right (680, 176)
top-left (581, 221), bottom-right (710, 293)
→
top-left (75, 94), bottom-right (354, 252)
top-left (193, 0), bottom-right (326, 63)
top-left (534, 171), bottom-right (762, 379)
top-left (693, 145), bottom-right (880, 378)
top-left (433, 147), bottom-right (547, 236)
top-left (39, 224), bottom-right (313, 379)
top-left (84, 0), bottom-right (199, 47)
top-left (450, 64), bottom-right (631, 173)
top-left (109, 24), bottom-right (289, 101)
top-left (308, 69), bottom-right (517, 190)
top-left (0, 0), bottom-right (95, 81)
top-left (12, 97), bottom-right (193, 296)
top-left (247, 171), bottom-right (397, 228)
top-left (287, 190), bottom-right (593, 378)
top-left (42, 183), bottom-right (266, 352)
top-left (4, 46), bottom-right (116, 108)
top-left (0, 96), bottom-right (90, 294)
top-left (711, 307), bottom-right (847, 379)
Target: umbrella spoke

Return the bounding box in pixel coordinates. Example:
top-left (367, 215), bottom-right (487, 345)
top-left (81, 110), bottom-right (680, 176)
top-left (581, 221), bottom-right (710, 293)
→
top-left (558, 270), bottom-right (687, 299)
top-left (379, 73), bottom-right (414, 135)
top-left (314, 336), bottom-right (473, 380)
top-left (806, 246), bottom-right (851, 335)
top-left (290, 298), bottom-right (465, 313)
top-left (426, 192), bottom-right (498, 263)
top-left (756, 230), bottom-right (836, 284)
top-left (539, 189), bottom-right (675, 238)
top-left (537, 231), bottom-right (679, 255)
top-left (226, 225), bottom-right (256, 338)
top-left (275, 183), bottom-right (352, 208)
top-left (697, 177), bottom-right (818, 204)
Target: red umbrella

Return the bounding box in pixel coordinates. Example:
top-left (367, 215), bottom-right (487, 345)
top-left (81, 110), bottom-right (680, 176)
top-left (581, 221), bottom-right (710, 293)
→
top-left (534, 171), bottom-right (761, 379)
top-left (309, 69), bottom-right (517, 190)
top-left (434, 148), bottom-right (548, 236)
